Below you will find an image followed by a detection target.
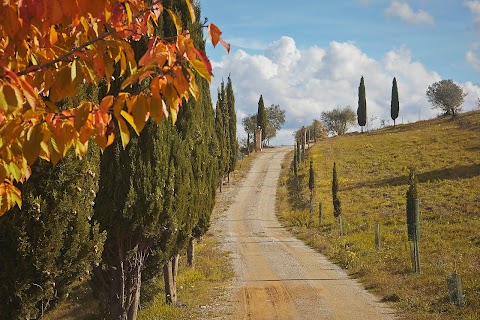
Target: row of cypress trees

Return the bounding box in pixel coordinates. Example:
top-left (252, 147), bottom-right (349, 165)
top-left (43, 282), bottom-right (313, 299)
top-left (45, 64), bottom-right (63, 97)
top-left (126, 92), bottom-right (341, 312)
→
top-left (357, 76), bottom-right (400, 132)
top-left (0, 1), bottom-right (236, 319)
top-left (215, 76), bottom-right (238, 189)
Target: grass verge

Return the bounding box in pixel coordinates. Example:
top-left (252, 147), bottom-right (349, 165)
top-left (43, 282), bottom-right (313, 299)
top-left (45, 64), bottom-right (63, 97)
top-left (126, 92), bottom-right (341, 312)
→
top-left (277, 111), bottom-right (480, 320)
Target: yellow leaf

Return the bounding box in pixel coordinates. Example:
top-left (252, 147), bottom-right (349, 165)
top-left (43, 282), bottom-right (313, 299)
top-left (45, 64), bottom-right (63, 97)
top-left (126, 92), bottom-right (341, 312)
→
top-left (99, 95), bottom-right (114, 113)
top-left (125, 2), bottom-right (133, 23)
top-left (170, 107), bottom-right (177, 124)
top-left (188, 74), bottom-right (200, 100)
top-left (191, 59), bottom-right (211, 82)
top-left (49, 138), bottom-right (62, 165)
top-left (121, 110), bottom-right (137, 134)
top-left (185, 0), bottom-right (196, 24)
top-left (74, 102), bottom-right (92, 132)
top-left (132, 94), bottom-right (149, 133)
top-left (24, 124), bottom-right (44, 165)
top-left (167, 9), bottom-right (182, 35)
top-left (49, 25), bottom-right (58, 45)
top-left (0, 83), bottom-right (21, 112)
top-left (117, 117), bottom-right (130, 149)
top-left (120, 50), bottom-right (127, 77)
top-left (113, 93), bottom-right (128, 118)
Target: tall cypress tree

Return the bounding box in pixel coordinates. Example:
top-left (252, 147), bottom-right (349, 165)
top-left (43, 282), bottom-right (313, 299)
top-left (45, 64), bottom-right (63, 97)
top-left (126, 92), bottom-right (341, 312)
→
top-left (391, 77), bottom-right (399, 127)
top-left (226, 75), bottom-right (237, 179)
top-left (357, 76), bottom-right (367, 132)
top-left (257, 95), bottom-right (267, 145)
top-left (0, 85), bottom-right (105, 319)
top-left (215, 90), bottom-right (227, 192)
top-left (219, 80), bottom-right (231, 177)
top-left (175, 2), bottom-right (219, 269)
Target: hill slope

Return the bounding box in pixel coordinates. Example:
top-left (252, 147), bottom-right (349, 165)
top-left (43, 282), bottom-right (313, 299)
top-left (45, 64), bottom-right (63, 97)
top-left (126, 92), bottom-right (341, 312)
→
top-left (277, 111), bottom-right (480, 319)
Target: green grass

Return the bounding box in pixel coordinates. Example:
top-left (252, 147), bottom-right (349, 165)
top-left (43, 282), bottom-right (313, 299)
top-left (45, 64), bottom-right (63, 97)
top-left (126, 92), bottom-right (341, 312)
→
top-left (277, 111), bottom-right (480, 320)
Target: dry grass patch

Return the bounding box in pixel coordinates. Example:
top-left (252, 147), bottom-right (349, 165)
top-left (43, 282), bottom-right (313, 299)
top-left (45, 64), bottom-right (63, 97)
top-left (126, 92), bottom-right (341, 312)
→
top-left (277, 111), bottom-right (480, 320)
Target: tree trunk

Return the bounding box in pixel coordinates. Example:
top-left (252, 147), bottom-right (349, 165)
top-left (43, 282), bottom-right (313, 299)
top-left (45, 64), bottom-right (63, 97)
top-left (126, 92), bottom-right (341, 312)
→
top-left (338, 215), bottom-right (343, 237)
top-left (94, 238), bottom-right (147, 320)
top-left (187, 237), bottom-right (195, 268)
top-left (163, 254), bottom-right (180, 305)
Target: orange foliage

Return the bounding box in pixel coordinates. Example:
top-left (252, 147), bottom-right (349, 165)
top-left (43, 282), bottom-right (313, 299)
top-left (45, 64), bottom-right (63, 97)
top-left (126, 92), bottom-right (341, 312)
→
top-left (0, 0), bottom-right (229, 215)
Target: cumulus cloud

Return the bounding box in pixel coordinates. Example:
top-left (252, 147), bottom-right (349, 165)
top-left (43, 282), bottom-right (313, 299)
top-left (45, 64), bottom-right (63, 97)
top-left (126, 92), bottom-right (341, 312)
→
top-left (466, 49), bottom-right (480, 71)
top-left (385, 1), bottom-right (434, 25)
top-left (465, 0), bottom-right (480, 29)
top-left (210, 37), bottom-right (480, 145)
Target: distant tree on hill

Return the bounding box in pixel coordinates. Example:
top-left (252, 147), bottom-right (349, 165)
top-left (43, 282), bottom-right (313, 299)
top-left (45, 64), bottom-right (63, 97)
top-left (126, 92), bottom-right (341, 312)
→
top-left (242, 114), bottom-right (256, 154)
top-left (426, 79), bottom-right (466, 117)
top-left (391, 77), bottom-right (399, 127)
top-left (357, 76), bottom-right (367, 132)
top-left (321, 106), bottom-right (356, 136)
top-left (311, 119), bottom-right (328, 142)
top-left (264, 104), bottom-right (286, 145)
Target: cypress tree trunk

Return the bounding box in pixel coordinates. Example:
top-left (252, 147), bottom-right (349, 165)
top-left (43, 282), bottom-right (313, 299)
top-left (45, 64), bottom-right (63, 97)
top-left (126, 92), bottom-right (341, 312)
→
top-left (163, 254), bottom-right (180, 305)
top-left (187, 237), bottom-right (195, 268)
top-left (99, 237), bottom-right (147, 320)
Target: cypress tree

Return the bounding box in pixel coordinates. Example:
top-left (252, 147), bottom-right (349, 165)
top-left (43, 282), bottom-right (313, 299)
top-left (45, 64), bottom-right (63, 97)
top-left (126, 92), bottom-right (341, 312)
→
top-left (391, 77), bottom-right (399, 127)
top-left (226, 75), bottom-right (237, 179)
top-left (257, 95), bottom-right (267, 145)
top-left (357, 76), bottom-right (367, 132)
top-left (215, 91), bottom-right (227, 192)
top-left (0, 85), bottom-right (105, 319)
top-left (309, 160), bottom-right (315, 212)
top-left (175, 3), bottom-right (219, 269)
top-left (92, 0), bottom-right (210, 315)
top-left (219, 80), bottom-right (231, 178)
top-left (332, 162), bottom-right (343, 236)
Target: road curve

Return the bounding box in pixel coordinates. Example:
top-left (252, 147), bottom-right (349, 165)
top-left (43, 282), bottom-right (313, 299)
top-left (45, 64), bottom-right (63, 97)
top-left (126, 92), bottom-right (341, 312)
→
top-left (212, 146), bottom-right (397, 320)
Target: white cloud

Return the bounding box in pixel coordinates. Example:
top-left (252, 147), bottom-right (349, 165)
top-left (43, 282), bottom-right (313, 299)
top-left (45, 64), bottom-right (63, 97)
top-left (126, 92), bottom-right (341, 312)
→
top-left (466, 49), bottom-right (480, 71)
top-left (465, 1), bottom-right (480, 30)
top-left (385, 1), bottom-right (435, 25)
top-left (210, 37), bottom-right (480, 145)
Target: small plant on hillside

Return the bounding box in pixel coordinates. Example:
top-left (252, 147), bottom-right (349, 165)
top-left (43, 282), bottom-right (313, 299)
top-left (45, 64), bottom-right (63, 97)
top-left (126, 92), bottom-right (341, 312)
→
top-left (309, 160), bottom-right (315, 213)
top-left (406, 167), bottom-right (420, 273)
top-left (332, 162), bottom-right (343, 237)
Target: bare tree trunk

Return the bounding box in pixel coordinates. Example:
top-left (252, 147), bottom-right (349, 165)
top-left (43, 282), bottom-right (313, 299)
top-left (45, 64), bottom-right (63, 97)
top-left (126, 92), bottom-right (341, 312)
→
top-left (94, 237), bottom-right (147, 320)
top-left (338, 215), bottom-right (343, 237)
top-left (187, 237), bottom-right (195, 268)
top-left (163, 254), bottom-right (180, 305)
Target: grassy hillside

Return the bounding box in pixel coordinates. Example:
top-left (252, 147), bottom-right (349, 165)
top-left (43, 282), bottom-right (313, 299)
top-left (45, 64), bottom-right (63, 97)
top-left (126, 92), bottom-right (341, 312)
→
top-left (277, 111), bottom-right (480, 319)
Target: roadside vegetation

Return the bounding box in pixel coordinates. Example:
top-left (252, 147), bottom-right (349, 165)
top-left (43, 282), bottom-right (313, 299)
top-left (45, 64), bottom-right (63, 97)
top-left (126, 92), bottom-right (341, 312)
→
top-left (44, 153), bottom-right (258, 319)
top-left (277, 111), bottom-right (480, 319)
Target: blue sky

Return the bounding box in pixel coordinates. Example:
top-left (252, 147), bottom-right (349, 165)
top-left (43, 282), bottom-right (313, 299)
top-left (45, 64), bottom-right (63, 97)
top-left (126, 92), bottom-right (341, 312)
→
top-left (201, 1), bottom-right (480, 144)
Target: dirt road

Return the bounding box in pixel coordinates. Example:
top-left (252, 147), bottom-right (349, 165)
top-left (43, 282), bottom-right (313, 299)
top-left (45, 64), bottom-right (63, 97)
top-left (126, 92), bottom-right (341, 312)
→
top-left (212, 146), bottom-right (397, 320)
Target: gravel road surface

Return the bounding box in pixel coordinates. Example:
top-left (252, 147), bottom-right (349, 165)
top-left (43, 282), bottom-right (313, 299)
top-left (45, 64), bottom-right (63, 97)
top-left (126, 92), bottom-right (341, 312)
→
top-left (211, 146), bottom-right (397, 320)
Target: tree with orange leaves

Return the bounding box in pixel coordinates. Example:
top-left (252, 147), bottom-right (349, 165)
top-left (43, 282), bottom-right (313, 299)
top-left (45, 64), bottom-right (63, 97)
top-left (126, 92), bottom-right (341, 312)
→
top-left (0, 0), bottom-right (229, 215)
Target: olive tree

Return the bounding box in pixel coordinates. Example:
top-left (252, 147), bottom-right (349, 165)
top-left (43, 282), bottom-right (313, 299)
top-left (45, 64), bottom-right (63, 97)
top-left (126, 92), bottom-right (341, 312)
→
top-left (321, 106), bottom-right (356, 136)
top-left (426, 80), bottom-right (466, 117)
